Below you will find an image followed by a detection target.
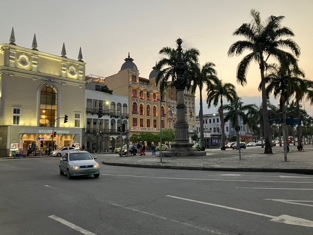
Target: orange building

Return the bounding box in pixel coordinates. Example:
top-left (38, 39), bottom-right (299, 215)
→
top-left (105, 54), bottom-right (196, 138)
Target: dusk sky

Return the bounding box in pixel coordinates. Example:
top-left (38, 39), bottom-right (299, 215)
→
top-left (1, 0), bottom-right (313, 115)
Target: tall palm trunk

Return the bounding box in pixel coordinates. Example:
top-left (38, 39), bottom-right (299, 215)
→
top-left (296, 101), bottom-right (302, 148)
top-left (199, 88), bottom-right (205, 150)
top-left (260, 63), bottom-right (273, 154)
top-left (281, 94), bottom-right (288, 161)
top-left (220, 97), bottom-right (226, 150)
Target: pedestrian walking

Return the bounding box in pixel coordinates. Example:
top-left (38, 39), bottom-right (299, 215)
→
top-left (140, 142), bottom-right (146, 156)
top-left (151, 144), bottom-right (156, 155)
top-left (137, 142), bottom-right (142, 155)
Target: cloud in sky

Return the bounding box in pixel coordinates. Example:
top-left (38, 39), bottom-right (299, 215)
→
top-left (1, 0), bottom-right (312, 114)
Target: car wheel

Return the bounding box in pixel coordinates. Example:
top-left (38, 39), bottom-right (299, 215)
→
top-left (57, 153), bottom-right (61, 157)
top-left (67, 169), bottom-right (72, 179)
top-left (94, 174), bottom-right (100, 178)
top-left (59, 168), bottom-right (64, 175)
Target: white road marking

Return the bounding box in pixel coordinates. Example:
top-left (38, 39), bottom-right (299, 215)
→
top-left (102, 174), bottom-right (313, 184)
top-left (48, 215), bottom-right (96, 235)
top-left (108, 202), bottom-right (227, 234)
top-left (237, 187), bottom-right (313, 190)
top-left (266, 199), bottom-right (313, 208)
top-left (220, 174), bottom-right (241, 176)
top-left (279, 175), bottom-right (312, 179)
top-left (167, 195), bottom-right (313, 228)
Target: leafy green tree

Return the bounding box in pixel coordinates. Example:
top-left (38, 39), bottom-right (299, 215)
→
top-left (228, 9), bottom-right (300, 154)
top-left (191, 134), bottom-right (199, 142)
top-left (130, 134), bottom-right (140, 143)
top-left (160, 129), bottom-right (175, 143)
top-left (130, 132), bottom-right (159, 149)
top-left (206, 79), bottom-right (237, 150)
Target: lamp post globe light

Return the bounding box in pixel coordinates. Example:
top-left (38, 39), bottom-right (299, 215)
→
top-left (162, 39), bottom-right (205, 157)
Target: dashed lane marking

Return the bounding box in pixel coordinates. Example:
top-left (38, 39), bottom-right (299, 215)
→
top-left (49, 215), bottom-right (96, 235)
top-left (167, 195), bottom-right (313, 228)
top-left (266, 199), bottom-right (313, 208)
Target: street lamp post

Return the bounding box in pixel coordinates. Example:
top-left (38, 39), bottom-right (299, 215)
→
top-left (159, 100), bottom-right (173, 163)
top-left (159, 100), bottom-right (164, 163)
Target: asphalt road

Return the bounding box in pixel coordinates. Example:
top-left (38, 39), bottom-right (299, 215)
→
top-left (1, 157), bottom-right (313, 235)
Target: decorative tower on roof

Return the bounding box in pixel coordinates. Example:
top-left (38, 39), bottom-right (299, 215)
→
top-left (61, 43), bottom-right (67, 58)
top-left (78, 47), bottom-right (83, 62)
top-left (120, 53), bottom-right (138, 72)
top-left (9, 27), bottom-right (16, 45)
top-left (32, 34), bottom-right (38, 51)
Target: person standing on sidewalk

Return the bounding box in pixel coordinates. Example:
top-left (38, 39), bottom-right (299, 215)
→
top-left (137, 142), bottom-right (141, 156)
top-left (151, 144), bottom-right (156, 155)
top-left (140, 142), bottom-right (146, 156)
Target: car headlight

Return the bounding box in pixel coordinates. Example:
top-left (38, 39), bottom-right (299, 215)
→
top-left (94, 164), bottom-right (100, 169)
top-left (73, 166), bottom-right (80, 170)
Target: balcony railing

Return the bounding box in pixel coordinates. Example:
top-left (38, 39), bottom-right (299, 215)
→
top-left (85, 128), bottom-right (129, 135)
top-left (86, 108), bottom-right (129, 119)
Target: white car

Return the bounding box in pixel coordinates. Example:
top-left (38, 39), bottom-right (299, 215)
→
top-left (52, 147), bottom-right (77, 157)
top-left (59, 151), bottom-right (100, 179)
top-left (246, 142), bottom-right (256, 147)
top-left (225, 142), bottom-right (235, 148)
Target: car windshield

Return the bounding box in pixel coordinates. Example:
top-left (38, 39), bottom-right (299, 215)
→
top-left (69, 153), bottom-right (93, 161)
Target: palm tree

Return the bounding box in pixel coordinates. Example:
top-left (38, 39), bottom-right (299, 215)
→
top-left (155, 46), bottom-right (199, 97)
top-left (155, 44), bottom-right (200, 149)
top-left (188, 62), bottom-right (218, 150)
top-left (248, 102), bottom-right (279, 144)
top-left (265, 62), bottom-right (305, 161)
top-left (228, 9), bottom-right (300, 154)
top-left (223, 97), bottom-right (257, 160)
top-left (292, 79), bottom-right (313, 147)
top-left (206, 79), bottom-right (237, 150)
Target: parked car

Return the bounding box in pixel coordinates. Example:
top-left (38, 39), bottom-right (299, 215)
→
top-left (256, 141), bottom-right (276, 147)
top-left (59, 151), bottom-right (100, 179)
top-left (246, 142), bottom-right (256, 147)
top-left (51, 147), bottom-right (77, 157)
top-left (156, 144), bottom-right (170, 151)
top-left (255, 141), bottom-right (264, 146)
top-left (232, 142), bottom-right (246, 149)
top-left (225, 142), bottom-right (236, 149)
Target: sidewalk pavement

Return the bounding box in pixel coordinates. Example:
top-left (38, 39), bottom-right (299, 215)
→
top-left (100, 145), bottom-right (313, 175)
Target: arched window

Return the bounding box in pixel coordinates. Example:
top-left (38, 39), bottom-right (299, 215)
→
top-left (123, 103), bottom-right (127, 114)
top-left (153, 106), bottom-right (157, 117)
top-left (132, 102), bottom-right (138, 114)
top-left (40, 85), bottom-right (58, 127)
top-left (161, 106), bottom-right (165, 117)
top-left (147, 105), bottom-right (151, 116)
top-left (140, 104), bottom-right (144, 115)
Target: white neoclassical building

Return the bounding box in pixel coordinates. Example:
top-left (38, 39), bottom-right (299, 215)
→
top-left (84, 75), bottom-right (129, 152)
top-left (0, 29), bottom-right (85, 156)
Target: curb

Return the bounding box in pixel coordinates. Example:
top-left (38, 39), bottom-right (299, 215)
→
top-left (102, 161), bottom-right (313, 175)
